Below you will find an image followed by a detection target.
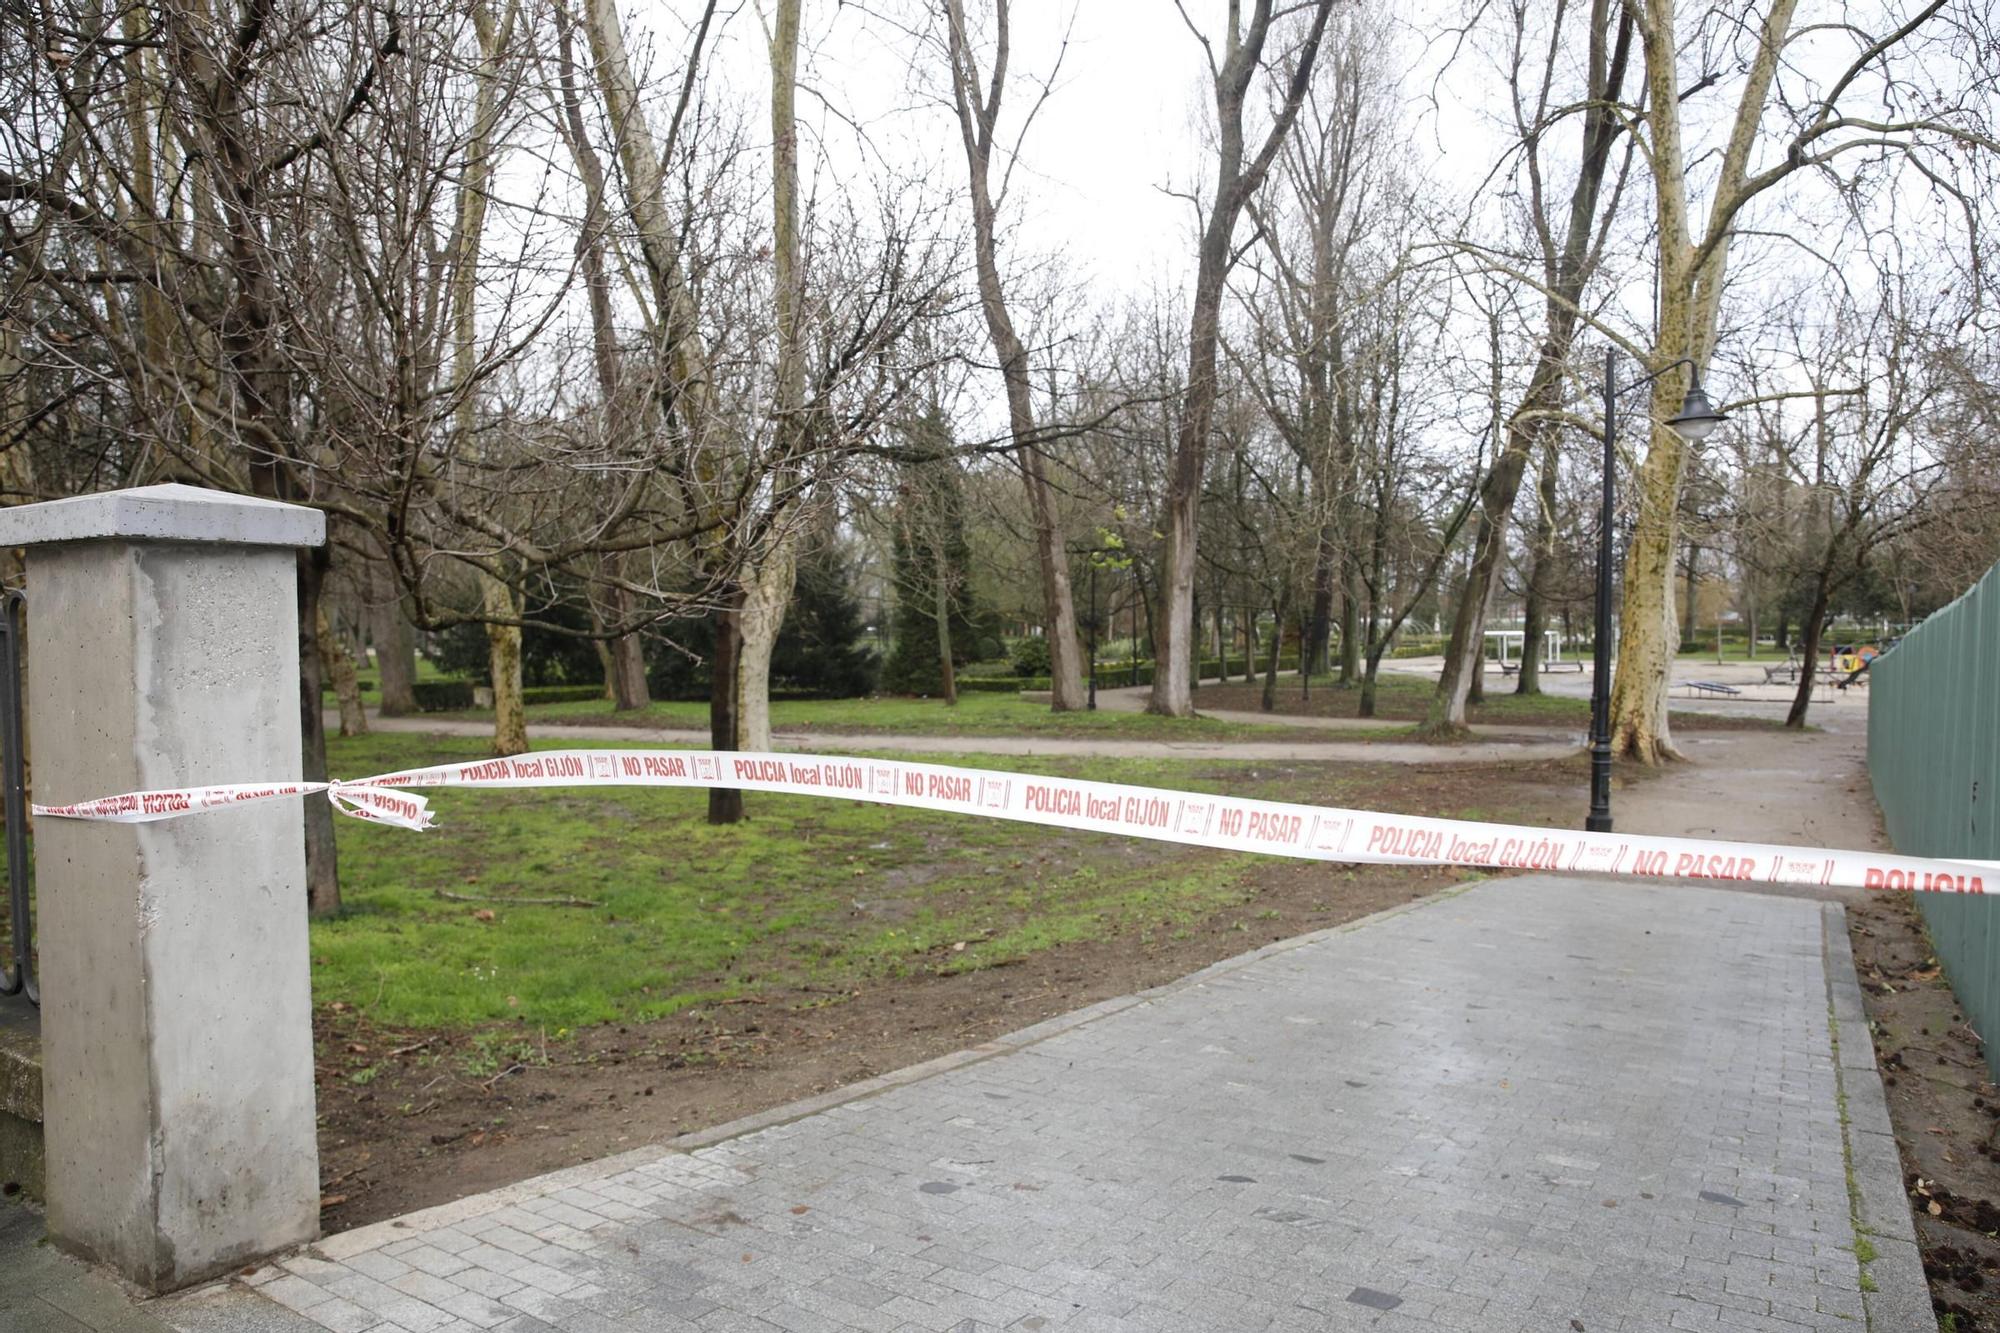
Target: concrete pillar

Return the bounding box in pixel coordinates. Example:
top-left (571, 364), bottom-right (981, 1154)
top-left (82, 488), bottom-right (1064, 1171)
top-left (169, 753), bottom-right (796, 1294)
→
top-left (0, 483), bottom-right (325, 1291)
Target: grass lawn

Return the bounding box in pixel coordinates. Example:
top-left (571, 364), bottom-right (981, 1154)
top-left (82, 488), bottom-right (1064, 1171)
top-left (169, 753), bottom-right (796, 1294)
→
top-left (494, 691), bottom-right (1368, 741)
top-left (318, 731), bottom-right (1386, 1032)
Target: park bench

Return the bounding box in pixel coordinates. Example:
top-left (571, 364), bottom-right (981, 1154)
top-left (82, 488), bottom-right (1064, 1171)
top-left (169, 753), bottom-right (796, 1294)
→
top-left (1496, 659), bottom-right (1585, 675)
top-left (1682, 680), bottom-right (1742, 699)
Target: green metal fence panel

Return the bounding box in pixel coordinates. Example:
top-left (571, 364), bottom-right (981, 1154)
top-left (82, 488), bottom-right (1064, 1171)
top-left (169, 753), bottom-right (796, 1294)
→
top-left (1871, 559), bottom-right (2000, 1077)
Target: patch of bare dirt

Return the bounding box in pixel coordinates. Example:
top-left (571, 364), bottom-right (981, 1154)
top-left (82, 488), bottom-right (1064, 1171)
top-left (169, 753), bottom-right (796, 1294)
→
top-left (1851, 892), bottom-right (2000, 1332)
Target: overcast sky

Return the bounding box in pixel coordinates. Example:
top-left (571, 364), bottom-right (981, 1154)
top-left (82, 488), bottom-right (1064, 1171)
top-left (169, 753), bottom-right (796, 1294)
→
top-left (679, 0), bottom-right (1504, 298)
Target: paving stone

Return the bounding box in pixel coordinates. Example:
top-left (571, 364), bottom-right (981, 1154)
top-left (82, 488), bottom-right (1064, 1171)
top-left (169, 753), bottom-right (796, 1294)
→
top-left (2, 877), bottom-right (1932, 1332)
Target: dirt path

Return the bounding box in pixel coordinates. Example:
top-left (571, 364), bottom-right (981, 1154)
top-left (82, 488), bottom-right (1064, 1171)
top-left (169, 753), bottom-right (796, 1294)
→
top-left (1611, 705), bottom-right (1884, 904)
top-left (1032, 680), bottom-right (1575, 739)
top-left (340, 710), bottom-right (1581, 764)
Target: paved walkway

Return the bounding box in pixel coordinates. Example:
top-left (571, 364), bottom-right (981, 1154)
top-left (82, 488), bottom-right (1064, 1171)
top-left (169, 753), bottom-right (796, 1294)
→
top-left (1, 873), bottom-right (1923, 1332)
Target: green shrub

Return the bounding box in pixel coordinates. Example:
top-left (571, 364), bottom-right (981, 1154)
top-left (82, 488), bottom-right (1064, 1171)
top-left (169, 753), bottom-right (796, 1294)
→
top-left (412, 679), bottom-right (477, 711)
top-left (1010, 636), bottom-right (1052, 677)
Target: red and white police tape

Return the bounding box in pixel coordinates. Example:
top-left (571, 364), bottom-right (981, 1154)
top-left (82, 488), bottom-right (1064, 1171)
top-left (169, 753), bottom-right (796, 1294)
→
top-left (29, 748), bottom-right (1999, 895)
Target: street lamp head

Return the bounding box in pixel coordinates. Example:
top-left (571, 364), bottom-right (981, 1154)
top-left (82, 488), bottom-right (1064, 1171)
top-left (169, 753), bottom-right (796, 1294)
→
top-left (1667, 372), bottom-right (1727, 444)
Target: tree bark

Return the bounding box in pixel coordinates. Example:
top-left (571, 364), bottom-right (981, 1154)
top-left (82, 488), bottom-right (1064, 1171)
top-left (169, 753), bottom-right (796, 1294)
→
top-left (319, 605), bottom-right (368, 737)
top-left (708, 591), bottom-right (744, 824)
top-left (1517, 432), bottom-right (1561, 695)
top-left (609, 579), bottom-right (650, 710)
top-left (298, 550), bottom-right (341, 917)
top-left (1680, 544), bottom-right (1699, 645)
top-left (1338, 568), bottom-right (1361, 685)
top-left (1261, 589), bottom-right (1290, 712)
top-left (372, 563), bottom-right (418, 716)
top-left (1306, 530), bottom-right (1335, 675)
top-left (1786, 571), bottom-right (1831, 728)
top-left (737, 539), bottom-right (797, 745)
top-left (933, 537), bottom-right (959, 707)
top-left (481, 574), bottom-right (528, 755)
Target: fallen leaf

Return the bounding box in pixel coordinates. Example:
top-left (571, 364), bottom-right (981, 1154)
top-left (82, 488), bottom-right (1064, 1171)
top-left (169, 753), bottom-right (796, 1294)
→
top-left (474, 909), bottom-right (496, 923)
top-left (319, 1194), bottom-right (347, 1209)
top-left (1929, 1200), bottom-right (1944, 1216)
top-left (345, 1043), bottom-right (368, 1055)
top-left (790, 1205), bottom-right (810, 1215)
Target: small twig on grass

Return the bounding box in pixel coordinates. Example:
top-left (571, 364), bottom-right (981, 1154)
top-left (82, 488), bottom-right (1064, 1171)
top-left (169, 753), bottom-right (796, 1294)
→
top-left (389, 1037), bottom-right (434, 1057)
top-left (481, 1062), bottom-right (525, 1091)
top-left (435, 890), bottom-right (601, 908)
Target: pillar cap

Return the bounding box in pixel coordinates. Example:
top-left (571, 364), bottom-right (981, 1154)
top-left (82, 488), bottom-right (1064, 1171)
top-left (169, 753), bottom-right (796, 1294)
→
top-left (0, 483), bottom-right (325, 549)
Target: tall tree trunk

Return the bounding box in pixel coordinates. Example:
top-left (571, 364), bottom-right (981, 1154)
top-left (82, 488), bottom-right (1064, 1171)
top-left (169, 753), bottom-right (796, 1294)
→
top-left (720, 0), bottom-right (806, 765)
top-left (1261, 589), bottom-right (1290, 712)
top-left (482, 573), bottom-right (527, 755)
top-left (1518, 432), bottom-right (1560, 695)
top-left (737, 539), bottom-right (797, 745)
top-left (591, 630), bottom-right (618, 702)
top-left (708, 592), bottom-right (744, 824)
top-left (941, 0), bottom-right (1086, 711)
top-left (933, 539), bottom-right (959, 707)
top-left (556, 13), bottom-right (650, 717)
top-left (1338, 567), bottom-right (1361, 684)
top-left (318, 605), bottom-right (368, 737)
top-left (1151, 0), bottom-right (1336, 717)
top-left (1680, 544), bottom-right (1699, 646)
top-left (1611, 0), bottom-right (1799, 762)
top-left (452, 0), bottom-right (520, 756)
top-left (609, 580), bottom-right (650, 710)
top-left (1425, 1), bottom-right (1632, 736)
top-left (1786, 569), bottom-right (1831, 728)
top-left (298, 550), bottom-right (341, 917)
top-left (1306, 531), bottom-right (1335, 676)
top-left (372, 563), bottom-right (418, 716)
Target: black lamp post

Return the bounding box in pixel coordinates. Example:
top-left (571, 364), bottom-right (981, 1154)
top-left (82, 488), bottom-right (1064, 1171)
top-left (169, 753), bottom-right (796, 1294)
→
top-left (1587, 350), bottom-right (1727, 833)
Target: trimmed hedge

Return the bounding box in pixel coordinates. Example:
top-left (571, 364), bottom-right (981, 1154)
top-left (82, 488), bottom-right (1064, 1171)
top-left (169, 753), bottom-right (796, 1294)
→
top-left (412, 679), bottom-right (477, 711)
top-left (523, 684), bottom-right (606, 705)
top-left (956, 676), bottom-right (1034, 693)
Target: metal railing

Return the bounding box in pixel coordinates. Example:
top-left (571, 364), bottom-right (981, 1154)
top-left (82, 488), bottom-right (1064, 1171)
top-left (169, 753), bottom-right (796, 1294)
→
top-left (0, 589), bottom-right (34, 1004)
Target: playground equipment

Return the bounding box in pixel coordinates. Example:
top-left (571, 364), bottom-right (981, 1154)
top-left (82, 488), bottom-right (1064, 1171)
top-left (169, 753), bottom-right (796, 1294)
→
top-left (1830, 642), bottom-right (1882, 674)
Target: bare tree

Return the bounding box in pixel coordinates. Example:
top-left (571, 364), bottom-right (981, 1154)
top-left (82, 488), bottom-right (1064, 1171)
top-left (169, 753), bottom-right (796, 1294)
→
top-left (1609, 0), bottom-right (1997, 761)
top-left (1421, 0), bottom-right (1635, 737)
top-left (931, 0), bottom-right (1089, 711)
top-left (1149, 0), bottom-right (1337, 717)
